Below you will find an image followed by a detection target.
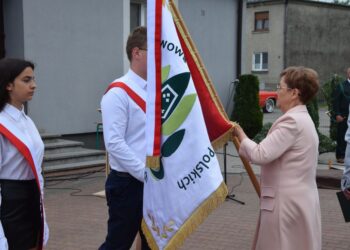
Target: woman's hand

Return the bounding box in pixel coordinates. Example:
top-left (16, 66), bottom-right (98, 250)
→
top-left (232, 124), bottom-right (248, 142)
top-left (336, 115), bottom-right (345, 123)
top-left (344, 189), bottom-right (350, 200)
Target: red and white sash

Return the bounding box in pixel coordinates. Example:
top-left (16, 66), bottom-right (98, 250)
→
top-left (0, 116), bottom-right (46, 250)
top-left (105, 81), bottom-right (146, 113)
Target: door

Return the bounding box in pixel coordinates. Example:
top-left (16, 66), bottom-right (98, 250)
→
top-left (0, 0), bottom-right (4, 58)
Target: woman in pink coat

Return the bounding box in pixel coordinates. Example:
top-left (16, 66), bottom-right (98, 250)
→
top-left (233, 66), bottom-right (322, 250)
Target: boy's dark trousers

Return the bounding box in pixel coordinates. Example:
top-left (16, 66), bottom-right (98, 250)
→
top-left (99, 170), bottom-right (150, 250)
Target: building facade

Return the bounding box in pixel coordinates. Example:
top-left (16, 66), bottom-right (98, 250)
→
top-left (2, 0), bottom-right (240, 135)
top-left (242, 0), bottom-right (350, 90)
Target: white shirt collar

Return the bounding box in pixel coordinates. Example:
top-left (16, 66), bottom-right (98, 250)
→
top-left (127, 69), bottom-right (147, 90)
top-left (347, 79), bottom-right (350, 84)
top-left (4, 103), bottom-right (26, 121)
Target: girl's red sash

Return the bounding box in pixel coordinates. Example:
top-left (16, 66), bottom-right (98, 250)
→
top-left (0, 124), bottom-right (44, 250)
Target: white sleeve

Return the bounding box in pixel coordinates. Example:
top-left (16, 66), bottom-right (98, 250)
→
top-left (101, 90), bottom-right (145, 182)
top-left (38, 173), bottom-right (49, 246)
top-left (0, 136), bottom-right (8, 249)
top-left (342, 143), bottom-right (350, 191)
top-left (0, 188), bottom-right (9, 250)
top-left (43, 208), bottom-right (49, 246)
top-left (342, 168), bottom-right (350, 191)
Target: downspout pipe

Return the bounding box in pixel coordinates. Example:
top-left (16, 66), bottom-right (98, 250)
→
top-left (283, 0), bottom-right (288, 68)
top-left (236, 0), bottom-right (243, 77)
top-left (0, 0), bottom-right (4, 58)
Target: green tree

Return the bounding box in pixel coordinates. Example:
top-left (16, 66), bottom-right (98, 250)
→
top-left (320, 74), bottom-right (344, 141)
top-left (307, 98), bottom-right (319, 131)
top-left (231, 74), bottom-right (263, 138)
top-left (333, 0), bottom-right (350, 5)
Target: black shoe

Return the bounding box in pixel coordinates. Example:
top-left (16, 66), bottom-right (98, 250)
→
top-left (337, 158), bottom-right (344, 164)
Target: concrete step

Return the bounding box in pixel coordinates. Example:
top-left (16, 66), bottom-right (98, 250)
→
top-left (44, 149), bottom-right (105, 166)
top-left (316, 169), bottom-right (342, 189)
top-left (41, 134), bottom-right (62, 143)
top-left (41, 134), bottom-right (107, 173)
top-left (44, 139), bottom-right (84, 154)
top-left (43, 159), bottom-right (106, 173)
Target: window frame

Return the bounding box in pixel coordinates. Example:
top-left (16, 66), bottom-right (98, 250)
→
top-left (252, 52), bottom-right (268, 72)
top-left (130, 1), bottom-right (147, 32)
top-left (254, 11), bottom-right (269, 32)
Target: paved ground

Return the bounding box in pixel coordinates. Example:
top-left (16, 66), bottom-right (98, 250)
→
top-left (44, 109), bottom-right (350, 250)
top-left (43, 169), bottom-right (349, 250)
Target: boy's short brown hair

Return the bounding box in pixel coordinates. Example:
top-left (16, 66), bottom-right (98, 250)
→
top-left (126, 26), bottom-right (147, 62)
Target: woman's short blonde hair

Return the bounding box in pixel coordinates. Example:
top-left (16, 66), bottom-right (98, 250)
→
top-left (280, 66), bottom-right (319, 104)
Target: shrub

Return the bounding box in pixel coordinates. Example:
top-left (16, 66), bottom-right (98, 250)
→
top-left (319, 133), bottom-right (336, 154)
top-left (231, 74), bottom-right (263, 138)
top-left (253, 122), bottom-right (272, 143)
top-left (305, 97), bottom-right (336, 153)
top-left (320, 74), bottom-right (344, 140)
top-left (307, 98), bottom-right (319, 131)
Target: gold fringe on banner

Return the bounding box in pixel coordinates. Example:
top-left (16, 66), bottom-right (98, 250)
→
top-left (146, 156), bottom-right (161, 169)
top-left (141, 220), bottom-right (157, 250)
top-left (211, 128), bottom-right (234, 150)
top-left (142, 182), bottom-right (228, 250)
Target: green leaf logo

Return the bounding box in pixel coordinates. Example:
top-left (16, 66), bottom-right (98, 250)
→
top-left (150, 158), bottom-right (165, 179)
top-left (161, 129), bottom-right (185, 157)
top-left (162, 65), bottom-right (171, 83)
top-left (161, 72), bottom-right (190, 123)
top-left (162, 94), bottom-right (196, 136)
top-left (152, 70), bottom-right (197, 181)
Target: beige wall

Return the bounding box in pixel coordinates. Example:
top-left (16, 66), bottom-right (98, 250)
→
top-left (243, 0), bottom-right (350, 88)
top-left (179, 0), bottom-right (238, 115)
top-left (242, 2), bottom-right (284, 89)
top-left (286, 2), bottom-right (350, 84)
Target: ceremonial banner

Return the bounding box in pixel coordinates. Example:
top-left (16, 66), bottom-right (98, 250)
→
top-left (143, 0), bottom-right (229, 249)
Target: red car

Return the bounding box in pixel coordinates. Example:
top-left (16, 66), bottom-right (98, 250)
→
top-left (259, 90), bottom-right (278, 113)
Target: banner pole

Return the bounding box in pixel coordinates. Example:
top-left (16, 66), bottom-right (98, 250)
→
top-left (169, 0), bottom-right (261, 198)
top-left (232, 136), bottom-right (261, 197)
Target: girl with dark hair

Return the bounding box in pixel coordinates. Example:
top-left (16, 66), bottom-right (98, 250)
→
top-left (0, 58), bottom-right (49, 249)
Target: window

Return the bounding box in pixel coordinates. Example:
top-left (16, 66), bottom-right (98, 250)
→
top-left (254, 11), bottom-right (269, 31)
top-left (252, 52), bottom-right (268, 71)
top-left (130, 2), bottom-right (146, 32)
top-left (130, 3), bottom-right (141, 31)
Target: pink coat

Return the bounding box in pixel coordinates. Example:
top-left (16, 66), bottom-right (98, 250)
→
top-left (240, 105), bottom-right (322, 250)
